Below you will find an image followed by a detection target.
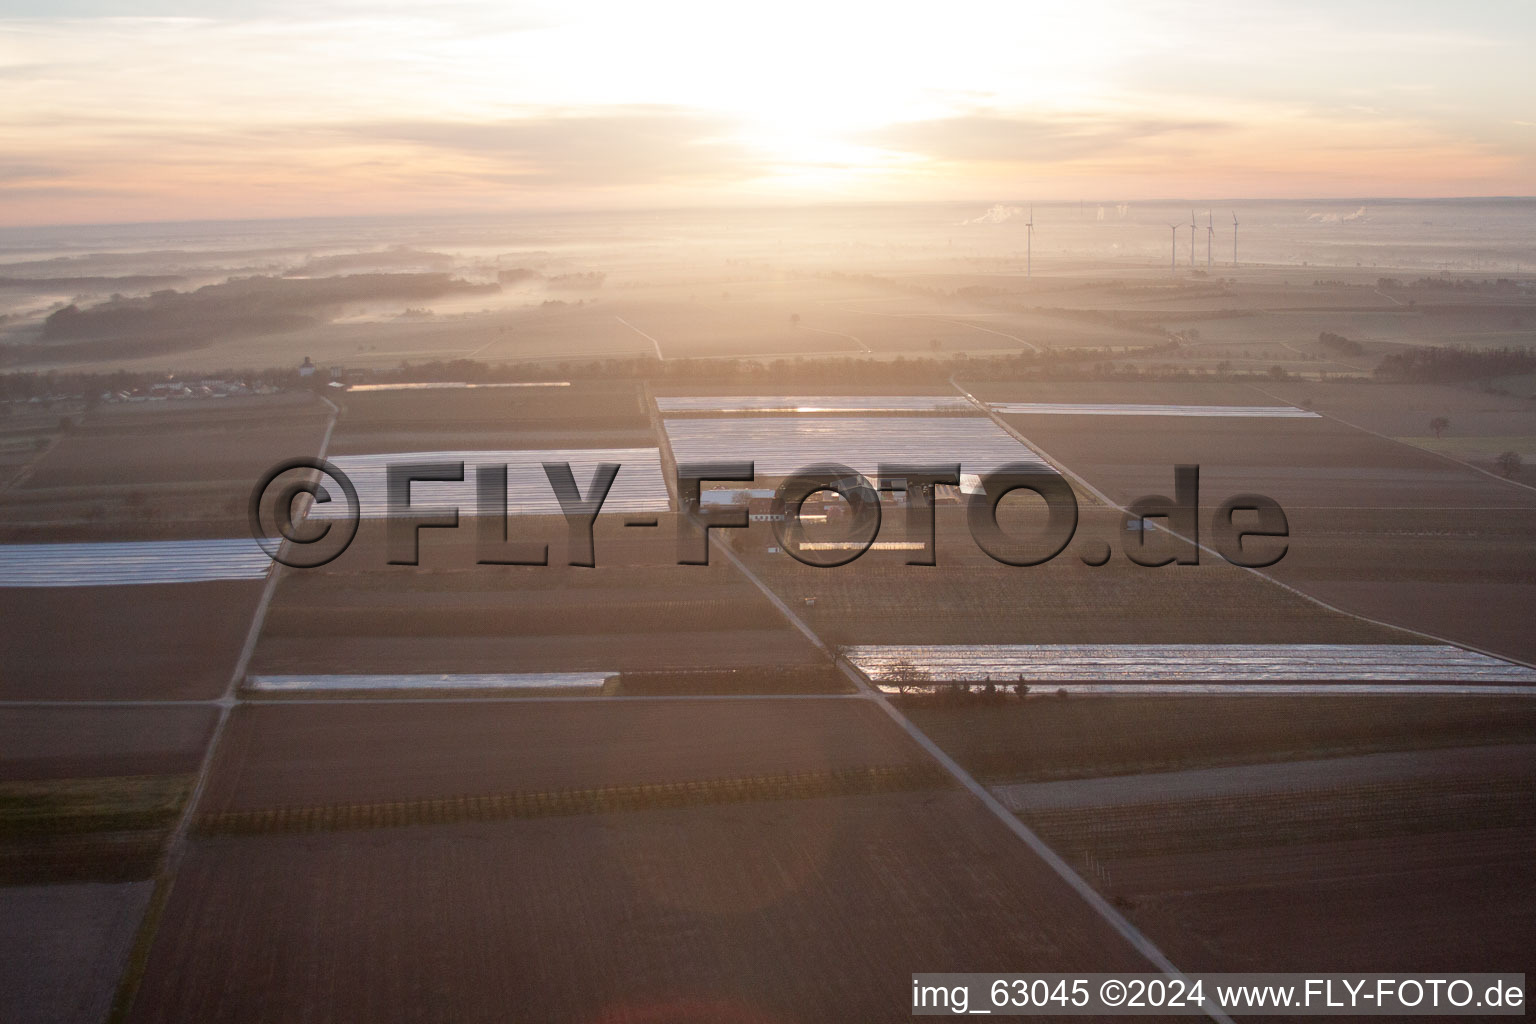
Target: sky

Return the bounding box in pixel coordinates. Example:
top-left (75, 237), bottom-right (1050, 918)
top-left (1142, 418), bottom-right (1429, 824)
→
top-left (1, 0), bottom-right (1533, 225)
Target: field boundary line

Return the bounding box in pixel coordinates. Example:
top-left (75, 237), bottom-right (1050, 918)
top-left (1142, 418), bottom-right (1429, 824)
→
top-left (108, 392), bottom-right (340, 1024)
top-left (1245, 382), bottom-right (1536, 497)
top-left (0, 693), bottom-right (867, 708)
top-left (0, 429), bottom-right (65, 496)
top-left (835, 659), bottom-right (1234, 1024)
top-left (709, 538), bottom-right (833, 657)
top-left (648, 383), bottom-right (834, 658)
top-left (831, 306), bottom-right (1044, 353)
top-left (237, 692), bottom-right (864, 703)
top-left (709, 533), bottom-right (1234, 1022)
top-left (954, 378), bottom-right (1536, 672)
top-left (794, 321), bottom-right (870, 353)
top-left (615, 315), bottom-right (665, 360)
top-left (0, 698), bottom-right (220, 708)
top-left (949, 375), bottom-right (1117, 506)
top-left (933, 316), bottom-right (1043, 353)
top-left (640, 379), bottom-right (679, 510)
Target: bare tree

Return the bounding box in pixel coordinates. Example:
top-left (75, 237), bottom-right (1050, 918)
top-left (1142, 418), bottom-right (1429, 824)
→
top-left (883, 658), bottom-right (931, 695)
top-left (1430, 416), bottom-right (1450, 439)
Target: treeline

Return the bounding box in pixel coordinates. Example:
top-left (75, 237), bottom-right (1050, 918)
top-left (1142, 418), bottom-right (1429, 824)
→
top-left (390, 354), bottom-right (1002, 386)
top-left (385, 352), bottom-right (1302, 387)
top-left (1318, 331), bottom-right (1364, 356)
top-left (0, 274), bottom-right (185, 292)
top-left (42, 273), bottom-right (499, 342)
top-left (390, 341), bottom-right (1188, 387)
top-left (548, 271), bottom-right (605, 289)
top-left (4, 336), bottom-right (1322, 403)
top-left (1377, 277), bottom-right (1532, 295)
top-left (1374, 345), bottom-right (1536, 383)
top-left (0, 366), bottom-right (304, 402)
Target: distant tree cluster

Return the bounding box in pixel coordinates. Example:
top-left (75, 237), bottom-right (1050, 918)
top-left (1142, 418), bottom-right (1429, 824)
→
top-left (0, 366), bottom-right (302, 403)
top-left (1378, 277), bottom-right (1533, 295)
top-left (1374, 345), bottom-right (1536, 383)
top-left (1318, 331), bottom-right (1364, 356)
top-left (42, 273), bottom-right (498, 343)
top-left (3, 334), bottom-right (1356, 403)
top-left (546, 272), bottom-right (606, 290)
top-left (324, 347), bottom-right (1327, 389)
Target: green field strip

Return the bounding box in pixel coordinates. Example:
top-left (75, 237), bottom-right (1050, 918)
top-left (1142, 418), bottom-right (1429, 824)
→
top-left (0, 774), bottom-right (193, 836)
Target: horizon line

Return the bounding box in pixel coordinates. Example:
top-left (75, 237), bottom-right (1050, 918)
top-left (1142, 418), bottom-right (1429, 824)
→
top-left (3, 195), bottom-right (1536, 235)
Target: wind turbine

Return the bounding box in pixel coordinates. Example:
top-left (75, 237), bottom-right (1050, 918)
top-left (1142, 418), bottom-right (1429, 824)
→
top-left (1190, 210), bottom-right (1197, 267)
top-left (1025, 207), bottom-right (1034, 278)
top-left (1169, 223), bottom-right (1180, 271)
top-left (1231, 211), bottom-right (1239, 267)
top-left (1206, 211), bottom-right (1214, 268)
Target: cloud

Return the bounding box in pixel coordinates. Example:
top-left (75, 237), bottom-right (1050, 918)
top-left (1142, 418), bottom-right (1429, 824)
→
top-left (0, 184), bottom-right (130, 200)
top-left (0, 63), bottom-right (63, 80)
top-left (334, 109), bottom-right (763, 188)
top-left (0, 163), bottom-right (68, 182)
top-left (0, 106), bottom-right (787, 225)
top-left (864, 112), bottom-right (1232, 164)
